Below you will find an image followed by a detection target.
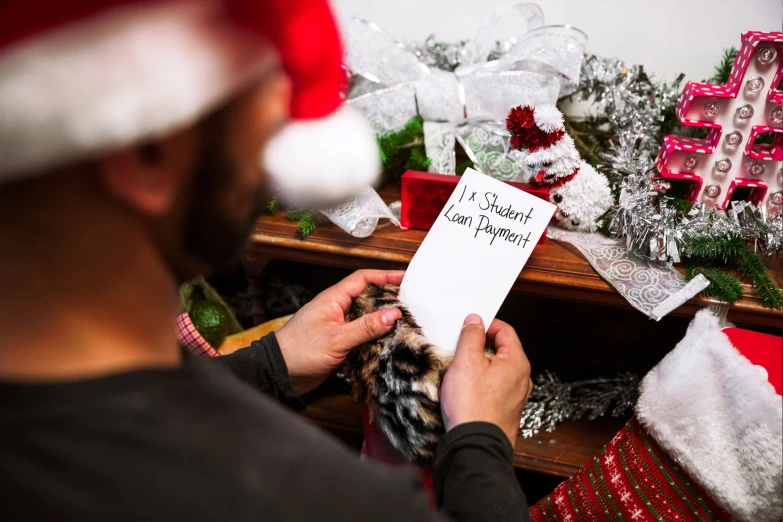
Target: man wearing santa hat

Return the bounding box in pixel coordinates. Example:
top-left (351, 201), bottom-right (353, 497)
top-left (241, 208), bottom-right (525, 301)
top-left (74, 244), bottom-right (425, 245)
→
top-left (0, 0), bottom-right (533, 520)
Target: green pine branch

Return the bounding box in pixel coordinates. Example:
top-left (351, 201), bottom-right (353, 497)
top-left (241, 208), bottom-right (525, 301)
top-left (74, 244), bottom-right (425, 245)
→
top-left (267, 197), bottom-right (280, 213)
top-left (403, 145), bottom-right (432, 172)
top-left (671, 197), bottom-right (694, 215)
top-left (709, 47), bottom-right (737, 85)
top-left (377, 115), bottom-right (428, 182)
top-left (685, 262), bottom-right (744, 304)
top-left (287, 209), bottom-right (318, 237)
top-left (684, 234), bottom-right (782, 308)
top-left (685, 234), bottom-right (747, 264)
top-left (736, 248), bottom-right (783, 308)
top-left (377, 115), bottom-right (425, 165)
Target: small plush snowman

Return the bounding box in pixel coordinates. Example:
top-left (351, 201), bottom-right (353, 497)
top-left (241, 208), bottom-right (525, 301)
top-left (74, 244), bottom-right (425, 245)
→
top-left (506, 105), bottom-right (613, 231)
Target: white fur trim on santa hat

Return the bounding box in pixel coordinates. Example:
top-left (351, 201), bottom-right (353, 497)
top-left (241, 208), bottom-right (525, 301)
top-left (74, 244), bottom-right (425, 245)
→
top-left (637, 309), bottom-right (783, 522)
top-left (533, 105), bottom-right (564, 133)
top-left (263, 105), bottom-right (381, 208)
top-left (0, 0), bottom-right (272, 183)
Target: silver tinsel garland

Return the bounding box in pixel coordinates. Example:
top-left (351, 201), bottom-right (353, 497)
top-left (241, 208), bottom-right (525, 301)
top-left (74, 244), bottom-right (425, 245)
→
top-left (577, 55), bottom-right (682, 143)
top-left (519, 371), bottom-right (639, 438)
top-left (408, 35), bottom-right (508, 72)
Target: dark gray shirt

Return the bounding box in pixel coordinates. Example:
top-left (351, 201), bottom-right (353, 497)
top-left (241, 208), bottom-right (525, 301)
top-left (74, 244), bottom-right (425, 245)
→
top-left (0, 334), bottom-right (528, 521)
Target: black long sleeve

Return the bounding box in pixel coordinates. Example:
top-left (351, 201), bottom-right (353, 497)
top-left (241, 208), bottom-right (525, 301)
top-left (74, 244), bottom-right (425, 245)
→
top-left (212, 332), bottom-right (305, 410)
top-left (434, 422), bottom-right (530, 521)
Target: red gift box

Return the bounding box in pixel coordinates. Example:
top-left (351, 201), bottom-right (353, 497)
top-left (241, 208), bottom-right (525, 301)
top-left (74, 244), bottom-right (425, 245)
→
top-left (400, 171), bottom-right (550, 243)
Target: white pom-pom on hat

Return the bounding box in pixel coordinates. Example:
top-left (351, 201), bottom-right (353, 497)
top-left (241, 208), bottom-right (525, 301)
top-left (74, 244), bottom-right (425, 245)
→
top-left (533, 105), bottom-right (565, 133)
top-left (264, 105), bottom-right (380, 208)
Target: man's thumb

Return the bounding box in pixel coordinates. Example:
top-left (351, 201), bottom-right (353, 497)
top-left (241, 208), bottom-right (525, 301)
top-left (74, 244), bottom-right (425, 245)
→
top-left (342, 308), bottom-right (401, 348)
top-left (454, 314), bottom-right (486, 362)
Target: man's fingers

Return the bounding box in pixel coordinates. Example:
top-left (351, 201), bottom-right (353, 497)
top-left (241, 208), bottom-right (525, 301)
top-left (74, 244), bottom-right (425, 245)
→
top-left (324, 270), bottom-right (406, 309)
top-left (339, 307), bottom-right (401, 350)
top-left (453, 314), bottom-right (487, 364)
top-left (337, 269), bottom-right (405, 297)
top-left (487, 319), bottom-right (524, 360)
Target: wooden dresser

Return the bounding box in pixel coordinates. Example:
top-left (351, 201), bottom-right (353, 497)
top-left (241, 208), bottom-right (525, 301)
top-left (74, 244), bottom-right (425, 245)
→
top-left (244, 191), bottom-right (782, 479)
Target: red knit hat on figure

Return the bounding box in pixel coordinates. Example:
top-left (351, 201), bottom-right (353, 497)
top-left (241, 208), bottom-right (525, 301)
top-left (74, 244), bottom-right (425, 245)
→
top-left (0, 0), bottom-right (379, 207)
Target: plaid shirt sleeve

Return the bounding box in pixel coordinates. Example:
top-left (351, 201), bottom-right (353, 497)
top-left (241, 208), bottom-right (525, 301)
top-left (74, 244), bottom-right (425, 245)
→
top-left (176, 313), bottom-right (222, 358)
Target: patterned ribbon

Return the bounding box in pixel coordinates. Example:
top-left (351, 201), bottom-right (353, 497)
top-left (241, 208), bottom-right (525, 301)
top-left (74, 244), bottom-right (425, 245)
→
top-left (546, 227), bottom-right (710, 320)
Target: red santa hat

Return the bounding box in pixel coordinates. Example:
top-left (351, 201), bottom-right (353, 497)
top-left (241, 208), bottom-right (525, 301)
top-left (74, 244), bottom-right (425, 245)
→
top-left (0, 0), bottom-right (379, 207)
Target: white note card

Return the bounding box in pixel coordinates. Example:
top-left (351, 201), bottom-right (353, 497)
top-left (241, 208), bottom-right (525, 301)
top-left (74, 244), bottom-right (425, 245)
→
top-left (399, 168), bottom-right (556, 356)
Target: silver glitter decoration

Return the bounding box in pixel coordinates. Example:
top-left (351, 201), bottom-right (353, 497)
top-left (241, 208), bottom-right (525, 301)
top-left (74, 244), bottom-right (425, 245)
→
top-left (577, 55), bottom-right (683, 145)
top-left (409, 35), bottom-right (472, 72)
top-left (519, 371), bottom-right (639, 438)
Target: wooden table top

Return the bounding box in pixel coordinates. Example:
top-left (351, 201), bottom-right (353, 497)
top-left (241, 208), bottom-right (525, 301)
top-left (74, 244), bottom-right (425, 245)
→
top-left (247, 201), bottom-right (782, 330)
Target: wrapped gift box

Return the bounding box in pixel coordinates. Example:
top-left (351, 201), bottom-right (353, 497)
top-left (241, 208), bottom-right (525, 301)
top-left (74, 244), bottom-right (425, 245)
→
top-left (400, 171), bottom-right (550, 244)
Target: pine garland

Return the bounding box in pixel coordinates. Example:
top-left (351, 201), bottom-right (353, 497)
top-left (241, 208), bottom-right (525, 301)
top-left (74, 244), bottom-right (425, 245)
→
top-left (286, 209), bottom-right (318, 237)
top-left (710, 47), bottom-right (738, 85)
top-left (736, 248), bottom-right (783, 308)
top-left (671, 197), bottom-right (694, 215)
top-left (683, 234), bottom-right (782, 307)
top-left (685, 262), bottom-right (744, 304)
top-left (376, 115), bottom-right (431, 181)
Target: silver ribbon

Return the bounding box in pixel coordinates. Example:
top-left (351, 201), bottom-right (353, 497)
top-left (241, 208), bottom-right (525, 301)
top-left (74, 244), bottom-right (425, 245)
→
top-left (345, 5), bottom-right (585, 180)
top-left (547, 226), bottom-right (710, 321)
top-left (319, 187), bottom-right (399, 239)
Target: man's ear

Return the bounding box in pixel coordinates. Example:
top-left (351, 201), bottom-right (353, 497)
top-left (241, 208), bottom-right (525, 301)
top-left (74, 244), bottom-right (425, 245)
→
top-left (99, 130), bottom-right (197, 217)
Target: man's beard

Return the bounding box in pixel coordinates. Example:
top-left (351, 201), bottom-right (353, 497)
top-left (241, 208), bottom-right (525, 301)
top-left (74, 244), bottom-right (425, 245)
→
top-left (182, 139), bottom-right (266, 275)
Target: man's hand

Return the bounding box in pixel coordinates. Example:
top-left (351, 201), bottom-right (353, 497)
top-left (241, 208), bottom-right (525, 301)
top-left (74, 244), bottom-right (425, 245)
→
top-left (440, 314), bottom-right (533, 446)
top-left (275, 270), bottom-right (404, 396)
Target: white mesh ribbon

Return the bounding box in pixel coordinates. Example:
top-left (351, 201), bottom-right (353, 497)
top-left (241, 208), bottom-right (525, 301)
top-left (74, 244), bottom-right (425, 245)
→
top-left (506, 25), bottom-right (588, 97)
top-left (423, 121), bottom-right (456, 175)
top-left (344, 5), bottom-right (580, 179)
top-left (347, 85), bottom-right (418, 134)
top-left (319, 187), bottom-right (399, 239)
top-left (546, 227), bottom-right (710, 320)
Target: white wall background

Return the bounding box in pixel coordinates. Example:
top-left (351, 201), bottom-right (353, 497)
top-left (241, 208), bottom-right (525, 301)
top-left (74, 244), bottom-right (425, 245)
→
top-left (332, 0), bottom-right (783, 83)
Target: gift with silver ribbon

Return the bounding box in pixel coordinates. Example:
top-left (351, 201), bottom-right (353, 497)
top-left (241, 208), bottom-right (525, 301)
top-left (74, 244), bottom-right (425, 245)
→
top-left (321, 4), bottom-right (588, 237)
top-left (345, 3), bottom-right (587, 181)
